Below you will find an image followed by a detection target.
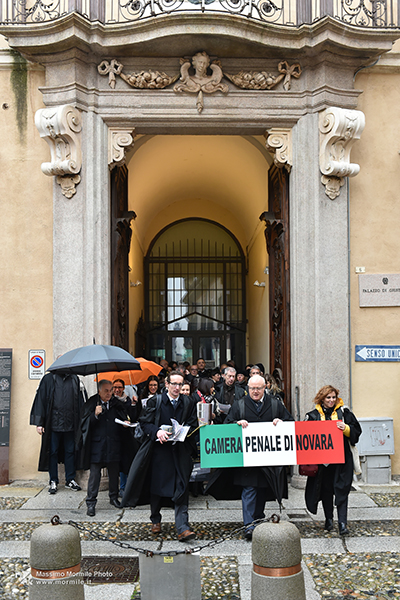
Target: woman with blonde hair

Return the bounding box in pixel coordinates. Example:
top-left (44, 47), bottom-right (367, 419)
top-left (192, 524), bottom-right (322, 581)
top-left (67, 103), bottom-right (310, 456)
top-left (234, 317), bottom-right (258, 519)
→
top-left (304, 385), bottom-right (361, 535)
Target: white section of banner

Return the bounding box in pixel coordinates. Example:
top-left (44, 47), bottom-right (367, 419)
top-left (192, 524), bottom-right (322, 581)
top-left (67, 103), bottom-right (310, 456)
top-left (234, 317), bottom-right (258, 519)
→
top-left (242, 422), bottom-right (297, 467)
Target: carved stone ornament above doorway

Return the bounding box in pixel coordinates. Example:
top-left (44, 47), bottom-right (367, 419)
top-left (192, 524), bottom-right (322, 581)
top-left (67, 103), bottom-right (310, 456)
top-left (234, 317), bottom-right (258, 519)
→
top-left (224, 60), bottom-right (301, 91)
top-left (98, 59), bottom-right (179, 89)
top-left (174, 52), bottom-right (228, 113)
top-left (108, 128), bottom-right (136, 170)
top-left (319, 106), bottom-right (365, 200)
top-left (97, 53), bottom-right (302, 113)
top-left (35, 104), bottom-right (82, 198)
top-left (265, 128), bottom-right (292, 172)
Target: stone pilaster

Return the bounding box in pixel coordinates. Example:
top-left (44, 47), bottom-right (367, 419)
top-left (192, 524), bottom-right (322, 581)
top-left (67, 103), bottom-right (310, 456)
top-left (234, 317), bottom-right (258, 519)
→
top-left (53, 111), bottom-right (110, 360)
top-left (290, 112), bottom-right (350, 418)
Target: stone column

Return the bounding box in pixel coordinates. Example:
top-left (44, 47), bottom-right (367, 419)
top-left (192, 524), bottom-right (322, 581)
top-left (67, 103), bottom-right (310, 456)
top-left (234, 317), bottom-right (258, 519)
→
top-left (290, 112), bottom-right (350, 417)
top-left (53, 110), bottom-right (110, 358)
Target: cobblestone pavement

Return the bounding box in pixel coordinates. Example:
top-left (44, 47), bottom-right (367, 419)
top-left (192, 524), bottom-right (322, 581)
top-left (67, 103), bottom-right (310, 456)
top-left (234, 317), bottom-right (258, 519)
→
top-left (0, 483), bottom-right (399, 599)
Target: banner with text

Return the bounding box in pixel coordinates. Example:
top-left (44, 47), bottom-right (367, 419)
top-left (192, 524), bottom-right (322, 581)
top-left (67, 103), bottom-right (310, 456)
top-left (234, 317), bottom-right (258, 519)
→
top-left (200, 421), bottom-right (344, 468)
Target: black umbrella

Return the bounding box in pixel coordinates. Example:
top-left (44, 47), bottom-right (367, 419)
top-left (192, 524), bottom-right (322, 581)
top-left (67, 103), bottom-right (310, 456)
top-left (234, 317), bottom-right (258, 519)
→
top-left (47, 344), bottom-right (141, 376)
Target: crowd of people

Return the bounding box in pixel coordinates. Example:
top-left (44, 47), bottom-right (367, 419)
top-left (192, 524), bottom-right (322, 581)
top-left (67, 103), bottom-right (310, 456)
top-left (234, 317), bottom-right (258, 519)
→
top-left (30, 359), bottom-right (361, 542)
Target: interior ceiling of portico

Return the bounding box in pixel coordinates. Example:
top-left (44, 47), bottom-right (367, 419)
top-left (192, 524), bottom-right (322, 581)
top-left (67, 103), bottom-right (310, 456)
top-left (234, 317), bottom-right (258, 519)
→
top-left (126, 135), bottom-right (273, 253)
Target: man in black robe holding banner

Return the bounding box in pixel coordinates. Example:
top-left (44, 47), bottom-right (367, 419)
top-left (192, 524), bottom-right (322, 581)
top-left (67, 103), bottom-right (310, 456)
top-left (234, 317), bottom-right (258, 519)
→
top-left (209, 374), bottom-right (293, 540)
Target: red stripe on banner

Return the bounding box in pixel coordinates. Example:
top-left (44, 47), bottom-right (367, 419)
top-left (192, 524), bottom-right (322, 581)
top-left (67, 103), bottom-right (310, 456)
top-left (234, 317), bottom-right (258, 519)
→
top-left (295, 421), bottom-right (344, 465)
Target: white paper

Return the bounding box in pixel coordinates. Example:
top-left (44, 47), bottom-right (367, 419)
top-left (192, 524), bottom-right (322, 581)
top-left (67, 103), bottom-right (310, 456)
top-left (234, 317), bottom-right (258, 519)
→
top-left (157, 418), bottom-right (190, 442)
top-left (114, 418), bottom-right (138, 428)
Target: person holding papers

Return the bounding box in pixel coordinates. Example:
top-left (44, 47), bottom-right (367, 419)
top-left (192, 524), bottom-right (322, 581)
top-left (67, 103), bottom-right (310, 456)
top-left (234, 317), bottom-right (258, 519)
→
top-left (81, 380), bottom-right (139, 516)
top-left (121, 371), bottom-right (198, 542)
top-left (225, 374), bottom-right (294, 540)
top-left (304, 385), bottom-right (361, 535)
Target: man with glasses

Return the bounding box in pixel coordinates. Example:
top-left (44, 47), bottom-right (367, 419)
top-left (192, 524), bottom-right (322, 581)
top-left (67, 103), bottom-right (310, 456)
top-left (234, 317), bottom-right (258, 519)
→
top-left (121, 372), bottom-right (198, 542)
top-left (225, 374), bottom-right (293, 539)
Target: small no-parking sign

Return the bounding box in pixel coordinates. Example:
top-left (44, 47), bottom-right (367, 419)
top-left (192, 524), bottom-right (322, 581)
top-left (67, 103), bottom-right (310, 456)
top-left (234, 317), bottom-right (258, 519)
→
top-left (29, 350), bottom-right (45, 379)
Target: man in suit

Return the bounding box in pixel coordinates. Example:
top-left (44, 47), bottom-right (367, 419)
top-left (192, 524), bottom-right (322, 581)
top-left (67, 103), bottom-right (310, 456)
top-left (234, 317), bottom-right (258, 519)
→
top-left (83, 379), bottom-right (139, 516)
top-left (225, 374), bottom-right (294, 539)
top-left (121, 371), bottom-right (198, 541)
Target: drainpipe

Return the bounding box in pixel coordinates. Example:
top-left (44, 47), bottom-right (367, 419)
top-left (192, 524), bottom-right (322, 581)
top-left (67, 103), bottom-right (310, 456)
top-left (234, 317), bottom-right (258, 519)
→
top-left (347, 179), bottom-right (352, 410)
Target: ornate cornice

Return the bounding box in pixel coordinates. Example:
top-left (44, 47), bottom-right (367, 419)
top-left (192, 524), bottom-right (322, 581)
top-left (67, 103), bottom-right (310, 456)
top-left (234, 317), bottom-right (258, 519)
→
top-left (319, 106), bottom-right (365, 200)
top-left (1, 13), bottom-right (398, 64)
top-left (265, 128), bottom-right (292, 172)
top-left (108, 128), bottom-right (135, 169)
top-left (35, 104), bottom-right (82, 198)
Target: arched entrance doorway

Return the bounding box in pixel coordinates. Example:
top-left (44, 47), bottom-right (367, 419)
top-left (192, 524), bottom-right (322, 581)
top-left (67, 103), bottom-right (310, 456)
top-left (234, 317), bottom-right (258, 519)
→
top-left (144, 218), bottom-right (246, 368)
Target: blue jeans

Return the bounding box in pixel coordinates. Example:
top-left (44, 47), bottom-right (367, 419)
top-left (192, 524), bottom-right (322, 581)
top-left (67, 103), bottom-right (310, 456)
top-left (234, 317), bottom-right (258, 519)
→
top-left (241, 486), bottom-right (269, 531)
top-left (119, 472), bottom-right (127, 492)
top-left (49, 430), bottom-right (75, 484)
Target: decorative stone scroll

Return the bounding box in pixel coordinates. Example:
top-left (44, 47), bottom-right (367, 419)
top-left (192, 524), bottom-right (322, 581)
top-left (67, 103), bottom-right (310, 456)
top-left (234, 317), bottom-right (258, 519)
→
top-left (225, 60), bottom-right (301, 91)
top-left (98, 59), bottom-right (178, 89)
top-left (35, 104), bottom-right (82, 198)
top-left (108, 128), bottom-right (135, 170)
top-left (319, 106), bottom-right (365, 200)
top-left (174, 51), bottom-right (228, 114)
top-left (265, 128), bottom-right (292, 172)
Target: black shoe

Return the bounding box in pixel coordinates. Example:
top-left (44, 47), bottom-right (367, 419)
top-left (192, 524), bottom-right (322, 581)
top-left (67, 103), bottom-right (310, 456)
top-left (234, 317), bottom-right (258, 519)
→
top-left (244, 529), bottom-right (253, 541)
top-left (324, 518), bottom-right (333, 531)
top-left (87, 506), bottom-right (95, 517)
top-left (65, 479), bottom-right (82, 492)
top-left (338, 522), bottom-right (349, 535)
top-left (110, 498), bottom-right (121, 508)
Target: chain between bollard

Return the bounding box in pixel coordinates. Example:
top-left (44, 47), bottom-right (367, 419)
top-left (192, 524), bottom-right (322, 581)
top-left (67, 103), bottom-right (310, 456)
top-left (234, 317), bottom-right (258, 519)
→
top-left (50, 513), bottom-right (280, 556)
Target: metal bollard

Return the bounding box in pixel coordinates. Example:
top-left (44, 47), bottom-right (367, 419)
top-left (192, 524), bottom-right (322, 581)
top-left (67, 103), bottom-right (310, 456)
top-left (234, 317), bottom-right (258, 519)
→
top-left (251, 521), bottom-right (306, 600)
top-left (29, 517), bottom-right (84, 599)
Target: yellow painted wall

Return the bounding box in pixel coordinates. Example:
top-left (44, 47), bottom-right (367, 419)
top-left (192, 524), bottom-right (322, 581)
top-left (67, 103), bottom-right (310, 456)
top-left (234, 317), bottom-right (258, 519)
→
top-left (0, 48), bottom-right (53, 480)
top-left (351, 64), bottom-right (400, 474)
top-left (128, 221), bottom-right (145, 356)
top-left (246, 226), bottom-right (269, 369)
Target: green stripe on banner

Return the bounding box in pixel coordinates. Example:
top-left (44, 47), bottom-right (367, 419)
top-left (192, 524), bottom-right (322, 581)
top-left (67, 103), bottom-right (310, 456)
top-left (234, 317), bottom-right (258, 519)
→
top-left (200, 424), bottom-right (244, 468)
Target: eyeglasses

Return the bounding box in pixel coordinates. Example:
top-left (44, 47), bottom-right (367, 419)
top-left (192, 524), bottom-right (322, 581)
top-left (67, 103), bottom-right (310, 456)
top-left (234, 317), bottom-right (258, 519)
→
top-left (248, 386), bottom-right (265, 391)
top-left (169, 382), bottom-right (183, 387)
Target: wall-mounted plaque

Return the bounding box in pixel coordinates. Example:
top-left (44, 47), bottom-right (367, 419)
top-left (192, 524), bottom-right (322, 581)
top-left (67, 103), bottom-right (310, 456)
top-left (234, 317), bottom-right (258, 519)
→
top-left (0, 349), bottom-right (12, 485)
top-left (359, 274), bottom-right (400, 307)
top-left (0, 349), bottom-right (12, 446)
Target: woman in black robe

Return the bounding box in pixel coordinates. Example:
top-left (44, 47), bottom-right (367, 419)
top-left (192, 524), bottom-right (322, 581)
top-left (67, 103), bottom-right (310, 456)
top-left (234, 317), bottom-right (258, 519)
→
top-left (304, 385), bottom-right (362, 535)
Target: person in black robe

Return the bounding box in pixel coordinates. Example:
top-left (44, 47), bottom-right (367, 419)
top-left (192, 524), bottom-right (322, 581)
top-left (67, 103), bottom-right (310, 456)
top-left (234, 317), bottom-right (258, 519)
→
top-left (304, 384), bottom-right (361, 535)
top-left (121, 371), bottom-right (198, 542)
top-left (30, 372), bottom-right (85, 494)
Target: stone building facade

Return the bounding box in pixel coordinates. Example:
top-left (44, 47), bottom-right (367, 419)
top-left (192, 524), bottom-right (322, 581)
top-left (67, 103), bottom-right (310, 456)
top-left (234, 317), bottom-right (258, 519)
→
top-left (1, 1), bottom-right (400, 479)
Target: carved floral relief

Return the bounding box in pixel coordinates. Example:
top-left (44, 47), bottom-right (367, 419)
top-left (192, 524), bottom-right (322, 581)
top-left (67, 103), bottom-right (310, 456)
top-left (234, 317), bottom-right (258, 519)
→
top-left (98, 59), bottom-right (179, 89)
top-left (225, 61), bottom-right (301, 91)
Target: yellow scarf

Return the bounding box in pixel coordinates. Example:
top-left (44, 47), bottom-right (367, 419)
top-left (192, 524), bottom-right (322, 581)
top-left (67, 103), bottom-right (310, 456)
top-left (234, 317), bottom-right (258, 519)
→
top-left (316, 397), bottom-right (344, 421)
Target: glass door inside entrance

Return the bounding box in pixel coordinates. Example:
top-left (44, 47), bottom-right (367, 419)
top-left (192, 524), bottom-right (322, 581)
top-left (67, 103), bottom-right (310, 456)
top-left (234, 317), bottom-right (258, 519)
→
top-left (145, 219), bottom-right (246, 367)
